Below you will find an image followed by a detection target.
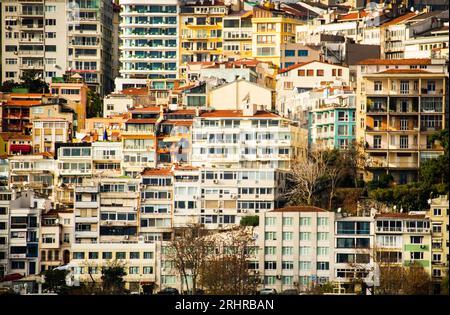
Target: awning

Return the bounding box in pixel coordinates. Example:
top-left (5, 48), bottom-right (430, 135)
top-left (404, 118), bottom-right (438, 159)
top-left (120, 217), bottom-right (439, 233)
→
top-left (10, 144), bottom-right (32, 153)
top-left (0, 273), bottom-right (23, 282)
top-left (163, 136), bottom-right (182, 142)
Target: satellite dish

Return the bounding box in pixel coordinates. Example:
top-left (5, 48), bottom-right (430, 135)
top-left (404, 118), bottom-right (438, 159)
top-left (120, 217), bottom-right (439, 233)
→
top-left (410, 7), bottom-right (414, 12)
top-left (427, 199), bottom-right (432, 204)
top-left (400, 208), bottom-right (403, 213)
top-left (337, 207), bottom-right (342, 213)
top-left (393, 205), bottom-right (397, 210)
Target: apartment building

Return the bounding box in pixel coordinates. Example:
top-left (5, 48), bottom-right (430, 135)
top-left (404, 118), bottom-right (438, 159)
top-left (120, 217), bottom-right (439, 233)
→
top-left (8, 154), bottom-right (56, 199)
top-left (32, 118), bottom-right (72, 154)
top-left (0, 132), bottom-right (33, 156)
top-left (191, 106), bottom-right (303, 170)
top-left (427, 195), bottom-right (449, 294)
top-left (73, 180), bottom-right (99, 244)
top-left (122, 107), bottom-right (159, 176)
top-left (69, 241), bottom-right (158, 293)
top-left (49, 79), bottom-right (89, 131)
top-left (356, 58), bottom-right (447, 184)
top-left (257, 206), bottom-right (335, 292)
top-left (8, 191), bottom-right (50, 276)
top-left (276, 61), bottom-right (350, 118)
top-left (117, 0), bottom-right (179, 91)
top-left (179, 0), bottom-right (229, 79)
top-left (308, 87), bottom-right (356, 150)
top-left (251, 2), bottom-right (303, 68)
top-left (375, 213), bottom-right (432, 275)
top-left (67, 0), bottom-right (114, 95)
top-left (55, 143), bottom-right (93, 206)
top-left (1, 0), bottom-right (67, 83)
top-left (40, 209), bottom-right (74, 272)
top-left (222, 10), bottom-right (253, 61)
top-left (91, 142), bottom-right (122, 176)
top-left (334, 213), bottom-right (376, 293)
top-left (140, 168), bottom-right (173, 242)
top-left (0, 189), bottom-right (12, 278)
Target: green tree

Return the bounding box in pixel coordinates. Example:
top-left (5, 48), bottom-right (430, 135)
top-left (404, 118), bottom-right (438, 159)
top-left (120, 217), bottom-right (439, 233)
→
top-left (101, 261), bottom-right (127, 294)
top-left (0, 80), bottom-right (20, 92)
top-left (239, 216), bottom-right (259, 227)
top-left (441, 271), bottom-right (449, 295)
top-left (87, 88), bottom-right (103, 118)
top-left (20, 70), bottom-right (49, 93)
top-left (42, 269), bottom-right (69, 293)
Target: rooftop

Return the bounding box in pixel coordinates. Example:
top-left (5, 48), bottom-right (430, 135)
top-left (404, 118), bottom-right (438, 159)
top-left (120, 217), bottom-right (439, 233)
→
top-left (374, 213), bottom-right (427, 219)
top-left (199, 110), bottom-right (280, 118)
top-left (357, 58), bottom-right (432, 65)
top-left (141, 168), bottom-right (173, 176)
top-left (271, 206), bottom-right (328, 212)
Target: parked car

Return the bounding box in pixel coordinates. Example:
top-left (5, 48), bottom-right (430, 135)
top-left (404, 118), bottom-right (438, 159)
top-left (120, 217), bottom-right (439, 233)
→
top-left (157, 287), bottom-right (179, 295)
top-left (258, 288), bottom-right (277, 295)
top-left (281, 289), bottom-right (299, 295)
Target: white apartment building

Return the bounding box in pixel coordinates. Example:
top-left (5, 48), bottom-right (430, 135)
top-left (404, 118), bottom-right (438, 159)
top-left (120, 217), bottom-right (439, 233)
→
top-left (91, 142), bottom-right (122, 176)
top-left (1, 0), bottom-right (114, 95)
top-left (0, 189), bottom-right (13, 278)
top-left (69, 241), bottom-right (158, 293)
top-left (276, 61), bottom-right (350, 118)
top-left (257, 206), bottom-right (335, 293)
top-left (8, 191), bottom-right (51, 277)
top-left (117, 0), bottom-right (179, 91)
top-left (191, 106), bottom-right (302, 170)
top-left (140, 168), bottom-right (173, 242)
top-left (334, 213), bottom-right (376, 293)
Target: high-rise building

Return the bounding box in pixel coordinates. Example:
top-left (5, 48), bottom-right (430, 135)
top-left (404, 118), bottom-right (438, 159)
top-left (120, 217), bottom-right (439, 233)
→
top-left (116, 0), bottom-right (179, 91)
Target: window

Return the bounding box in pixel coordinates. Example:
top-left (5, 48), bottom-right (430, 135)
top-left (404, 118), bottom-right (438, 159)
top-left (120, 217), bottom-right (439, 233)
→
top-left (143, 266), bottom-right (153, 274)
top-left (282, 232), bottom-right (293, 241)
top-left (282, 217), bottom-right (293, 226)
top-left (264, 261), bottom-right (277, 270)
top-left (299, 232), bottom-right (310, 241)
top-left (317, 262), bottom-right (329, 270)
top-left (374, 81), bottom-right (382, 91)
top-left (427, 80), bottom-right (436, 92)
top-left (282, 246), bottom-right (293, 255)
top-left (317, 69), bottom-right (324, 76)
top-left (410, 236), bottom-right (423, 244)
top-left (317, 247), bottom-right (329, 256)
top-left (285, 50), bottom-right (295, 57)
top-left (299, 261), bottom-right (311, 270)
top-left (283, 81), bottom-right (293, 90)
top-left (116, 252), bottom-right (126, 259)
top-left (299, 247), bottom-right (310, 256)
top-left (102, 252), bottom-right (112, 260)
top-left (265, 232), bottom-right (276, 241)
top-left (317, 232), bottom-right (329, 241)
top-left (318, 217), bottom-right (328, 226)
top-left (307, 69), bottom-right (314, 76)
top-left (73, 252), bottom-right (85, 259)
top-left (282, 261), bottom-right (294, 270)
top-left (264, 276), bottom-right (276, 285)
top-left (130, 252), bottom-right (140, 259)
top-left (373, 135), bottom-right (382, 149)
top-left (298, 50), bottom-right (308, 56)
top-left (410, 252), bottom-right (424, 260)
top-left (300, 217), bottom-right (311, 226)
top-left (432, 253), bottom-right (441, 262)
top-left (282, 276), bottom-right (293, 285)
top-left (88, 252), bottom-right (98, 259)
top-left (129, 267), bottom-right (139, 274)
top-left (265, 246), bottom-right (276, 255)
top-left (265, 217), bottom-right (276, 226)
top-left (45, 19), bottom-right (56, 26)
top-left (143, 252), bottom-right (154, 259)
top-left (298, 69), bottom-right (305, 76)
top-left (433, 208), bottom-right (441, 216)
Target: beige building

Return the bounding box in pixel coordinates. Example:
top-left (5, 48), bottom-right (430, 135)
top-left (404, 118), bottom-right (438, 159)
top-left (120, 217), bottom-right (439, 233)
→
top-left (427, 195), bottom-right (449, 294)
top-left (40, 209), bottom-right (74, 272)
top-left (32, 118), bottom-right (71, 154)
top-left (257, 206), bottom-right (336, 293)
top-left (356, 58), bottom-right (447, 184)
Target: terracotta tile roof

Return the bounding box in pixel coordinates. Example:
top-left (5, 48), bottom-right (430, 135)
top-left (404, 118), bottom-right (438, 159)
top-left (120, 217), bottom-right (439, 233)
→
top-left (337, 10), bottom-right (370, 21)
top-left (126, 118), bottom-right (158, 124)
top-left (130, 106), bottom-right (161, 113)
top-left (141, 168), bottom-right (173, 176)
top-left (168, 109), bottom-right (196, 115)
top-left (121, 88), bottom-right (148, 96)
top-left (174, 165), bottom-right (199, 171)
top-left (5, 100), bottom-right (41, 106)
top-left (200, 110), bottom-right (280, 118)
top-left (375, 213), bottom-right (426, 219)
top-left (271, 206), bottom-right (328, 212)
top-left (9, 93), bottom-right (50, 97)
top-left (0, 132), bottom-right (32, 141)
top-left (378, 69), bottom-right (432, 74)
top-left (382, 12), bottom-right (418, 27)
top-left (357, 58), bottom-right (432, 65)
top-left (161, 120), bottom-right (193, 126)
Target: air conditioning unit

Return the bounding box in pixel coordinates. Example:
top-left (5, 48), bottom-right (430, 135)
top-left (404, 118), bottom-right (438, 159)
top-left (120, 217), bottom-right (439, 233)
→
top-left (214, 209), bottom-right (219, 213)
top-left (420, 245), bottom-right (427, 249)
top-left (124, 235), bottom-right (129, 240)
top-left (276, 275), bottom-right (281, 280)
top-left (242, 209), bottom-right (247, 213)
top-left (193, 196), bottom-right (198, 200)
top-left (213, 179), bottom-right (219, 184)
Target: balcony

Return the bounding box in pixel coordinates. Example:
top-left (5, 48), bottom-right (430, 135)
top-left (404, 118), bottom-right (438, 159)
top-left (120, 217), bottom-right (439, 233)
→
top-left (404, 244), bottom-right (429, 251)
top-left (421, 88), bottom-right (444, 96)
top-left (74, 231), bottom-right (98, 238)
top-left (404, 260), bottom-right (430, 268)
top-left (75, 216), bottom-right (98, 223)
top-left (75, 201), bottom-right (99, 209)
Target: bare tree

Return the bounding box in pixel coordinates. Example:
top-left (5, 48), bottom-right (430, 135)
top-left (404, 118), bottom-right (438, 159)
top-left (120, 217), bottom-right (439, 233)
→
top-left (199, 227), bottom-right (258, 295)
top-left (164, 224), bottom-right (213, 294)
top-left (287, 150), bottom-right (328, 206)
top-left (323, 150), bottom-right (348, 210)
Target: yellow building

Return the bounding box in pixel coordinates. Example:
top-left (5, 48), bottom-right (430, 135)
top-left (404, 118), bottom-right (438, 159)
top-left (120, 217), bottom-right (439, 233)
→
top-left (222, 10), bottom-right (253, 61)
top-left (179, 0), bottom-right (229, 80)
top-left (251, 2), bottom-right (303, 68)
